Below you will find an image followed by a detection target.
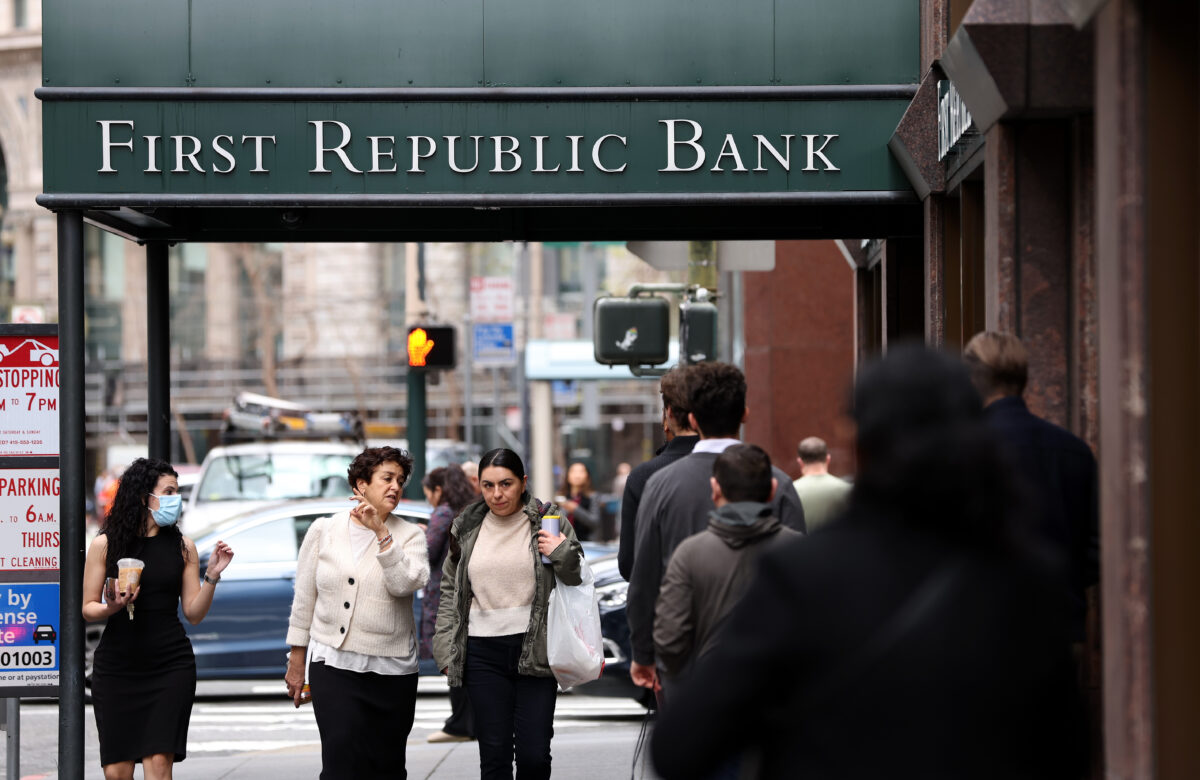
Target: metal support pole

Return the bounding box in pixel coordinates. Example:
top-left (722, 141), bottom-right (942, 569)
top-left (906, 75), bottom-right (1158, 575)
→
top-left (57, 210), bottom-right (85, 780)
top-left (405, 367), bottom-right (426, 499)
top-left (146, 242), bottom-right (171, 461)
top-left (515, 243), bottom-right (529, 461)
top-left (5, 698), bottom-right (19, 780)
top-left (463, 249), bottom-right (474, 449)
top-left (404, 243), bottom-right (428, 500)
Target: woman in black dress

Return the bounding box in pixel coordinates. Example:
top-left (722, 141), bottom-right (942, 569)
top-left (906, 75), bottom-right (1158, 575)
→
top-left (82, 458), bottom-right (234, 780)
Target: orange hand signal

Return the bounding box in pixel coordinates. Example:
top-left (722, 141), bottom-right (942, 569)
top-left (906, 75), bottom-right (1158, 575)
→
top-left (408, 328), bottom-right (436, 366)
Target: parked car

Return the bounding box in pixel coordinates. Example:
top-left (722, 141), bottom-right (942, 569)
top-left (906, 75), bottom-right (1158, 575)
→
top-left (181, 441), bottom-right (362, 536)
top-left (85, 503), bottom-right (645, 702)
top-left (585, 551), bottom-right (654, 706)
top-left (184, 497), bottom-right (433, 679)
top-left (84, 497), bottom-right (431, 686)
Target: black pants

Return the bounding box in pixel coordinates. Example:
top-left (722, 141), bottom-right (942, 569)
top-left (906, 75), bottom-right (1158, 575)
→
top-left (464, 634), bottom-right (558, 780)
top-left (444, 683), bottom-right (476, 737)
top-left (309, 660), bottom-right (418, 780)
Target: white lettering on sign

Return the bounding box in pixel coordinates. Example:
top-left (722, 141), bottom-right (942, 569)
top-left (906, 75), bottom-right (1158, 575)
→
top-left (95, 120), bottom-right (841, 178)
top-left (0, 469), bottom-right (60, 573)
top-left (938, 80), bottom-right (974, 161)
top-left (98, 121), bottom-right (278, 175)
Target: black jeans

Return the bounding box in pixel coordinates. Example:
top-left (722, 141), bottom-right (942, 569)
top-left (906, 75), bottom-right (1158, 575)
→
top-left (309, 660), bottom-right (418, 780)
top-left (464, 634), bottom-right (558, 780)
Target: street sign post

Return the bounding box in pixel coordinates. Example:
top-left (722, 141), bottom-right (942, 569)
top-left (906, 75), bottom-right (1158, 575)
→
top-left (473, 324), bottom-right (516, 367)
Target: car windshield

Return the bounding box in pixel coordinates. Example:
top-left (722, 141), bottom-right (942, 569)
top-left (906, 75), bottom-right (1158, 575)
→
top-left (195, 453), bottom-right (353, 502)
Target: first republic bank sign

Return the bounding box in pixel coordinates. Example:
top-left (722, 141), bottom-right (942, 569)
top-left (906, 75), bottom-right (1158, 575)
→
top-left (42, 98), bottom-right (914, 202)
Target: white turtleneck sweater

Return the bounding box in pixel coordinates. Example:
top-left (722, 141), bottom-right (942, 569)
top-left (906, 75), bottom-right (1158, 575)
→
top-left (467, 509), bottom-right (536, 636)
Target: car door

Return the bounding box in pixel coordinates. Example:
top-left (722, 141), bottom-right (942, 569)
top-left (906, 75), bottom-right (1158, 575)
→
top-left (185, 512), bottom-right (317, 678)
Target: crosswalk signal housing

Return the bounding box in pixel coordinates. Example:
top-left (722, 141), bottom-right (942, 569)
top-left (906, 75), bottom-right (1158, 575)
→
top-left (593, 295), bottom-right (670, 366)
top-left (679, 300), bottom-right (718, 364)
top-left (407, 325), bottom-right (457, 369)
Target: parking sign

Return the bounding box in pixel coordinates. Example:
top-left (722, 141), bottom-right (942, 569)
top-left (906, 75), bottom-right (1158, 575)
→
top-left (0, 333), bottom-right (60, 457)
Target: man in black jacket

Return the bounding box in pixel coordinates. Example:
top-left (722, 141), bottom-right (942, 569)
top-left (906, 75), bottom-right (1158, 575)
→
top-left (963, 331), bottom-right (1100, 642)
top-left (617, 365), bottom-right (698, 581)
top-left (627, 362), bottom-right (805, 694)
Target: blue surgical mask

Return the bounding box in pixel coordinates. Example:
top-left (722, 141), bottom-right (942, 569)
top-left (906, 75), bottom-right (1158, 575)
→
top-left (150, 493), bottom-right (182, 527)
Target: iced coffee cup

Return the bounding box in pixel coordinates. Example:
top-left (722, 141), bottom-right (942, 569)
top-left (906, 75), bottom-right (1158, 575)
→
top-left (117, 558), bottom-right (144, 619)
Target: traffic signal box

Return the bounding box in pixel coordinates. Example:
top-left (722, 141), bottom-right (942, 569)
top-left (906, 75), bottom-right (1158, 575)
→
top-left (593, 295), bottom-right (671, 366)
top-left (407, 325), bottom-right (457, 369)
top-left (679, 299), bottom-right (718, 364)
top-left (593, 293), bottom-right (717, 367)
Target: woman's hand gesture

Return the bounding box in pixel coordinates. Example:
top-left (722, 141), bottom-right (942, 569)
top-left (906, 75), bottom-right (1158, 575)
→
top-left (207, 541), bottom-right (234, 578)
top-left (350, 492), bottom-right (387, 535)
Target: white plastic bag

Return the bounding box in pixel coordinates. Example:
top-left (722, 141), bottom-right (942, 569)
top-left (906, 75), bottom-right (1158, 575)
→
top-left (546, 558), bottom-right (604, 690)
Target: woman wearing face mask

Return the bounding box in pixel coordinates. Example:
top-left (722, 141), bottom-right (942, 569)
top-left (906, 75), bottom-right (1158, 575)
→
top-left (434, 448), bottom-right (583, 780)
top-left (82, 457), bottom-right (234, 780)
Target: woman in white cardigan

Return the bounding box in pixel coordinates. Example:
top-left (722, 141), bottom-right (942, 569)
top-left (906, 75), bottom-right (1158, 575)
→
top-left (284, 446), bottom-right (430, 780)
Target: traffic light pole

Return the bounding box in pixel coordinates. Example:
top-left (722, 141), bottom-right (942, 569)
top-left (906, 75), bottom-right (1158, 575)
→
top-left (405, 366), bottom-right (426, 500)
top-left (405, 243), bottom-right (428, 500)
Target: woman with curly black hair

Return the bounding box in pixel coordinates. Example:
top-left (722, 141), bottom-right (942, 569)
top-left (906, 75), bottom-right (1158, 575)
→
top-left (82, 457), bottom-right (234, 780)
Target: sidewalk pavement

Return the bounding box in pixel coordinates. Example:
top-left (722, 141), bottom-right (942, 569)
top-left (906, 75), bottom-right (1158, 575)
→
top-left (80, 727), bottom-right (659, 779)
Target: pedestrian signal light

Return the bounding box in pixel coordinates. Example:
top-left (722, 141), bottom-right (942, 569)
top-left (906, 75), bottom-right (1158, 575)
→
top-left (593, 295), bottom-right (670, 366)
top-left (407, 325), bottom-right (457, 369)
top-left (679, 300), bottom-right (718, 364)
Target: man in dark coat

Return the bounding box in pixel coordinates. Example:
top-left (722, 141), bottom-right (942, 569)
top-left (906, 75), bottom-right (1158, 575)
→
top-left (617, 365), bottom-right (698, 581)
top-left (650, 346), bottom-right (1084, 780)
top-left (627, 362), bottom-right (805, 694)
top-left (653, 443), bottom-right (799, 680)
top-left (964, 331), bottom-right (1100, 642)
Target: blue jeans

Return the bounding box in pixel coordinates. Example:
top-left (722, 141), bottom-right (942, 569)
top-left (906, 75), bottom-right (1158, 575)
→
top-left (464, 634), bottom-right (558, 780)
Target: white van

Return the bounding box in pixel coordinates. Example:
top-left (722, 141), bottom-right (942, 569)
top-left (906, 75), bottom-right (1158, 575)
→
top-left (182, 441), bottom-right (360, 536)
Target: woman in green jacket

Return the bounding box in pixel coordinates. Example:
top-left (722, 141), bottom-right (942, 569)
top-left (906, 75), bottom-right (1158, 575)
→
top-left (433, 448), bottom-right (583, 780)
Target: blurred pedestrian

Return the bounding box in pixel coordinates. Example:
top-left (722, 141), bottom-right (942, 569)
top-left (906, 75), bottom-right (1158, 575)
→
top-left (792, 436), bottom-right (852, 531)
top-left (82, 457), bottom-right (235, 780)
top-left (651, 345), bottom-right (1083, 780)
top-left (557, 461), bottom-right (599, 541)
top-left (963, 331), bottom-right (1099, 643)
top-left (420, 465), bottom-right (478, 744)
top-left (617, 365), bottom-right (699, 581)
top-left (654, 443), bottom-right (799, 681)
top-left (627, 362), bottom-right (806, 696)
top-left (611, 462), bottom-right (632, 498)
top-left (433, 448), bottom-right (584, 780)
top-left (285, 446), bottom-right (430, 780)
top-left (461, 461), bottom-right (481, 495)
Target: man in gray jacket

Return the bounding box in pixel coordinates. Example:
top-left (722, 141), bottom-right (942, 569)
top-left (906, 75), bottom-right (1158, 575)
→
top-left (654, 444), bottom-right (800, 680)
top-left (627, 362), bottom-right (805, 693)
